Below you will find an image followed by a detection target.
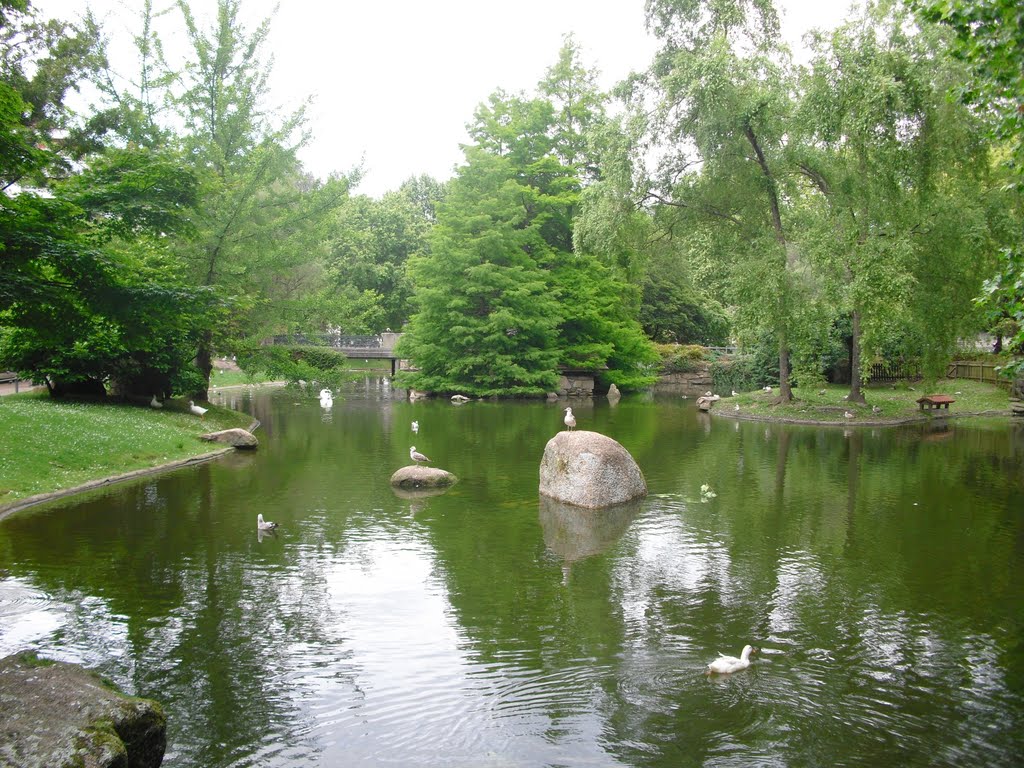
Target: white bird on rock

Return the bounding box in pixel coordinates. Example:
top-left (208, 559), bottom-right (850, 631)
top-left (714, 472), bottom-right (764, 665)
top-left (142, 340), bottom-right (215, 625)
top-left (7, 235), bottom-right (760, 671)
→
top-left (150, 395), bottom-right (163, 409)
top-left (563, 407), bottom-right (576, 431)
top-left (257, 513), bottom-right (278, 531)
top-left (411, 420), bottom-right (419, 434)
top-left (410, 445), bottom-right (431, 464)
top-left (707, 645), bottom-right (758, 675)
top-left (188, 400), bottom-right (208, 418)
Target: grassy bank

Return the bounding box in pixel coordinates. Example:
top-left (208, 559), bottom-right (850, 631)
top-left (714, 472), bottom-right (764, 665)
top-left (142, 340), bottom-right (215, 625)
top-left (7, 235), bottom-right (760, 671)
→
top-left (0, 392), bottom-right (252, 507)
top-left (720, 378), bottom-right (1011, 423)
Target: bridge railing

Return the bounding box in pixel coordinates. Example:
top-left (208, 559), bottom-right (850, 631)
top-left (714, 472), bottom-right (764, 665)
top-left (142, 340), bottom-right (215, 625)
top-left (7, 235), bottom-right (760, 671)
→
top-left (271, 333), bottom-right (382, 349)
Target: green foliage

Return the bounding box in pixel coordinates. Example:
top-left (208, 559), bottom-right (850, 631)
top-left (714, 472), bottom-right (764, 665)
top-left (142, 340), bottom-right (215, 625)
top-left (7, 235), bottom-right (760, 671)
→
top-left (235, 344), bottom-right (351, 389)
top-left (655, 343), bottom-right (707, 373)
top-left (325, 189), bottom-right (431, 332)
top-left (397, 151), bottom-right (563, 396)
top-left (400, 48), bottom-right (657, 396)
top-left (975, 247), bottom-right (1024, 377)
top-left (711, 336), bottom-right (780, 394)
top-left (912, 0), bottom-right (1024, 180)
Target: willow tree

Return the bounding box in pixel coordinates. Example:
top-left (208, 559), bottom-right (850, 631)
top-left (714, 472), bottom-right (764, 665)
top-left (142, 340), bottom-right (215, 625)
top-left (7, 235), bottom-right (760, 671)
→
top-left (795, 2), bottom-right (1005, 391)
top-left (633, 0), bottom-right (806, 400)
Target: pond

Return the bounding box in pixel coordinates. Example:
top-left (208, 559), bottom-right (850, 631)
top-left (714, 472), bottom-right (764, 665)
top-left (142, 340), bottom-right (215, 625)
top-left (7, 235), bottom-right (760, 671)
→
top-left (1, 380), bottom-right (1023, 767)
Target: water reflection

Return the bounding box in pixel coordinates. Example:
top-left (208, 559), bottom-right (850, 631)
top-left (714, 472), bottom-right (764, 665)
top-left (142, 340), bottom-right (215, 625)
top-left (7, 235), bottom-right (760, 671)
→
top-left (0, 387), bottom-right (1022, 767)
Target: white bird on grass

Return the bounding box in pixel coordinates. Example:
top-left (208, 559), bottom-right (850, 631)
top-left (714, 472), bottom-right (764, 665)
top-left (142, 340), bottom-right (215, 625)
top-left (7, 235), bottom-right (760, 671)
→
top-left (188, 400), bottom-right (208, 418)
top-left (731, 390), bottom-right (739, 397)
top-left (763, 386), bottom-right (773, 394)
top-left (150, 395), bottom-right (163, 409)
top-left (844, 411), bottom-right (855, 419)
top-left (410, 446), bottom-right (431, 464)
top-left (563, 407), bottom-right (576, 431)
top-left (871, 405), bottom-right (881, 414)
top-left (734, 403), bottom-right (740, 411)
top-left (257, 513), bottom-right (278, 531)
top-left (411, 420), bottom-right (419, 434)
top-left (707, 645), bottom-right (758, 675)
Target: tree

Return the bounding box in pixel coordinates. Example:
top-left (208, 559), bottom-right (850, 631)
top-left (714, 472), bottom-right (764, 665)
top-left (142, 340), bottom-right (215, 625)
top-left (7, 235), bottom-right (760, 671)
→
top-left (399, 44), bottom-right (656, 395)
top-left (634, 0), bottom-right (804, 400)
top-left (323, 188), bottom-right (430, 333)
top-left (796, 2), bottom-right (1007, 388)
top-left (167, 0), bottom-right (350, 397)
top-left (398, 147), bottom-right (563, 396)
top-left (1, 2), bottom-right (212, 397)
top-left (912, 0), bottom-right (1024, 377)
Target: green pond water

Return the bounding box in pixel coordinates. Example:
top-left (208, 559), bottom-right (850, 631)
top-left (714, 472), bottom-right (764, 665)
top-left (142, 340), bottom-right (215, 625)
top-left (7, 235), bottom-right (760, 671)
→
top-left (1, 380), bottom-right (1023, 767)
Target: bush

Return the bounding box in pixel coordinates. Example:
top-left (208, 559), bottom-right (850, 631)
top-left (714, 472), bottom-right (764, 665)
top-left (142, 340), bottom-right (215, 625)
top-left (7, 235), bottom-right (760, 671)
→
top-left (655, 343), bottom-right (707, 373)
top-left (236, 345), bottom-right (351, 389)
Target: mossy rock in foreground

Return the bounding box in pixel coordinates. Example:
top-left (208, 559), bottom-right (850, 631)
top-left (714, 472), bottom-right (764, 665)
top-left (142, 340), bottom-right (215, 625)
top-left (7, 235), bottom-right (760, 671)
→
top-left (0, 652), bottom-right (166, 768)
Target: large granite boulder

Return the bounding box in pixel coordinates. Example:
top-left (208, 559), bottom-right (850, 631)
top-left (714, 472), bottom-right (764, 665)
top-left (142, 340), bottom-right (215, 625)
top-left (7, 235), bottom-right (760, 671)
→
top-left (539, 430), bottom-right (647, 508)
top-left (390, 465), bottom-right (458, 489)
top-left (200, 428), bottom-right (258, 449)
top-left (0, 652), bottom-right (166, 768)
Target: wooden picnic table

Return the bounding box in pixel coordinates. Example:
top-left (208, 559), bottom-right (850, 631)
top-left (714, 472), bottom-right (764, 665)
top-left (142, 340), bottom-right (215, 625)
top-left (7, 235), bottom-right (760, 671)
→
top-left (917, 394), bottom-right (955, 410)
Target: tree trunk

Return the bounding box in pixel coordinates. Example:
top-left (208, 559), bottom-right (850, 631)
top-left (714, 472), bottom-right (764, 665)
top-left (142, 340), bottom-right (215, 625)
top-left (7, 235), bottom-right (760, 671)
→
top-left (193, 330), bottom-right (213, 401)
top-left (778, 344), bottom-right (792, 402)
top-left (847, 308), bottom-right (866, 404)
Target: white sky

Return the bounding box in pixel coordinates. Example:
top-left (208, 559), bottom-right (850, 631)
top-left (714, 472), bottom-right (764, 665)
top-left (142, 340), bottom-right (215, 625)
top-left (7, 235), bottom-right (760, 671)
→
top-left (37, 0), bottom-right (854, 197)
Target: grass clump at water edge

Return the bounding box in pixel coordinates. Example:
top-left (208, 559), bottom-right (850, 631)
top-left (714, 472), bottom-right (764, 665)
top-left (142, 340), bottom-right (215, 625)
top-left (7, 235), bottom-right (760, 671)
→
top-left (0, 392), bottom-right (252, 506)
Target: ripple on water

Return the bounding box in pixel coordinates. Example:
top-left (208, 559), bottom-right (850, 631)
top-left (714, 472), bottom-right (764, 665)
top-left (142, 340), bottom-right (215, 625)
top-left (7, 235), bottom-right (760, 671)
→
top-left (0, 577), bottom-right (66, 654)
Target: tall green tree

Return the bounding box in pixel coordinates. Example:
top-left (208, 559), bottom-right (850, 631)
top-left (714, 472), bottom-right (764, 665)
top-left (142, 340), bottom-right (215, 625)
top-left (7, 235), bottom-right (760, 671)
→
top-left (635, 0), bottom-right (804, 399)
top-left (400, 43), bottom-right (656, 395)
top-left (1, 2), bottom-right (211, 397)
top-left (398, 147), bottom-right (563, 396)
top-left (796, 2), bottom-right (1006, 389)
top-left (168, 0), bottom-right (349, 396)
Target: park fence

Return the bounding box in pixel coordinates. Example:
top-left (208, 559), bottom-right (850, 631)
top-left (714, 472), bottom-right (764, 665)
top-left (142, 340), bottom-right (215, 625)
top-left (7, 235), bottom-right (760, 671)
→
top-left (946, 361), bottom-right (1012, 390)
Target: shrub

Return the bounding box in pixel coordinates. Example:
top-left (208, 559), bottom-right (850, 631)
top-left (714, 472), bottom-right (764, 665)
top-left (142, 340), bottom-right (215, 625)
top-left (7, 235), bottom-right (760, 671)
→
top-left (655, 343), bottom-right (707, 374)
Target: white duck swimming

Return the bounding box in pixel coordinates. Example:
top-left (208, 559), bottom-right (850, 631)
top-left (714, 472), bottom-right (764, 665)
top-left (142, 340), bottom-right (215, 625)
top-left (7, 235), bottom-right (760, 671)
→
top-left (188, 400), bottom-right (208, 418)
top-left (257, 513), bottom-right (278, 531)
top-left (707, 645), bottom-right (757, 674)
top-left (411, 420), bottom-right (419, 434)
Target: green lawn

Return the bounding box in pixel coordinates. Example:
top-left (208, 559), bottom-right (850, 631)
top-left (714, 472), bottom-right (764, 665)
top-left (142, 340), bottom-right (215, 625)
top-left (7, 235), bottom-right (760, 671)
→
top-left (722, 378), bottom-right (1011, 423)
top-left (0, 392), bottom-right (252, 507)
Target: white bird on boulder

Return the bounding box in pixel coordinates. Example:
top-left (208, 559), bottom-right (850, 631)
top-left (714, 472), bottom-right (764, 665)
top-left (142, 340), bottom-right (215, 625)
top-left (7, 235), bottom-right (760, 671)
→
top-left (563, 407), bottom-right (576, 431)
top-left (150, 395), bottom-right (163, 409)
top-left (257, 513), bottom-right (278, 531)
top-left (410, 445), bottom-right (431, 464)
top-left (188, 400), bottom-right (208, 418)
top-left (707, 645), bottom-right (758, 675)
